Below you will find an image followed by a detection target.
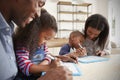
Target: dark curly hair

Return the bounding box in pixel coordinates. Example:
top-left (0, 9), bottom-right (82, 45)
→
top-left (84, 14), bottom-right (109, 50)
top-left (13, 8), bottom-right (58, 55)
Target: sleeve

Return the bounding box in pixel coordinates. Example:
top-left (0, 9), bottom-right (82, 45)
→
top-left (15, 47), bottom-right (33, 76)
top-left (103, 38), bottom-right (111, 55)
top-left (43, 43), bottom-right (51, 63)
top-left (59, 44), bottom-right (70, 55)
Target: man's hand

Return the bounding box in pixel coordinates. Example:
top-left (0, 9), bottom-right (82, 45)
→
top-left (37, 66), bottom-right (73, 80)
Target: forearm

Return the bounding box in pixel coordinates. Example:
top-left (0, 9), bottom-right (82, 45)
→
top-left (29, 64), bottom-right (50, 74)
top-left (39, 60), bottom-right (50, 65)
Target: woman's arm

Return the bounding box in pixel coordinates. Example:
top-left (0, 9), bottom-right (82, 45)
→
top-left (103, 39), bottom-right (111, 55)
top-left (96, 39), bottom-right (111, 56)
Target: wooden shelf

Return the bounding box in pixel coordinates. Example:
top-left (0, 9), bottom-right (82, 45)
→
top-left (58, 11), bottom-right (90, 14)
top-left (59, 29), bottom-right (80, 32)
top-left (58, 20), bottom-right (85, 23)
top-left (57, 1), bottom-right (92, 6)
top-left (47, 38), bottom-right (68, 48)
top-left (57, 1), bottom-right (92, 38)
top-left (59, 29), bottom-right (73, 31)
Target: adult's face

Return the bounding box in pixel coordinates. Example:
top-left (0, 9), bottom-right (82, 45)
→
top-left (86, 26), bottom-right (101, 40)
top-left (12, 0), bottom-right (46, 27)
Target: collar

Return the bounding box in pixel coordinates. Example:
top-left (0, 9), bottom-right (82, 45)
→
top-left (0, 12), bottom-right (14, 29)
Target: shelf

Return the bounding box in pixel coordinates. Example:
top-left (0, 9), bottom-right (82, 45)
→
top-left (58, 20), bottom-right (85, 23)
top-left (59, 29), bottom-right (73, 31)
top-left (57, 1), bottom-right (92, 7)
top-left (58, 11), bottom-right (90, 14)
top-left (59, 29), bottom-right (80, 31)
top-left (47, 38), bottom-right (68, 48)
top-left (57, 1), bottom-right (92, 38)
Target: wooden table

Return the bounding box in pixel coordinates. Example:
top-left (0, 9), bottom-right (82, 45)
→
top-left (47, 38), bottom-right (68, 48)
top-left (47, 38), bottom-right (120, 80)
top-left (73, 53), bottom-right (120, 80)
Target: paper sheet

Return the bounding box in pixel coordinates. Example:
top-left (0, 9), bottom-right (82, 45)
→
top-left (62, 62), bottom-right (82, 76)
top-left (78, 56), bottom-right (109, 63)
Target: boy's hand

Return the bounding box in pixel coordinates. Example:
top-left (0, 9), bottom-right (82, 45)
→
top-left (76, 47), bottom-right (87, 57)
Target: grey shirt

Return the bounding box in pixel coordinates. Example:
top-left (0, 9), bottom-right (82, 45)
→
top-left (0, 12), bottom-right (18, 80)
top-left (83, 38), bottom-right (111, 56)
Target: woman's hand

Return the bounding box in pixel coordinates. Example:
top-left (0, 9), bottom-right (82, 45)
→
top-left (96, 50), bottom-right (106, 56)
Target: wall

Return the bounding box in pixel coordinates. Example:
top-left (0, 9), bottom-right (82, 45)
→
top-left (44, 0), bottom-right (108, 18)
top-left (108, 0), bottom-right (120, 47)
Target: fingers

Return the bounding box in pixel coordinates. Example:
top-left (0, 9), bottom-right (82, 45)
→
top-left (53, 66), bottom-right (73, 80)
top-left (60, 66), bottom-right (73, 80)
top-left (38, 66), bottom-right (73, 80)
top-left (96, 50), bottom-right (105, 56)
top-left (76, 48), bottom-right (87, 56)
top-left (69, 56), bottom-right (78, 63)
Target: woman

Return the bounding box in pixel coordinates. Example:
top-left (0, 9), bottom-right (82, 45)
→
top-left (83, 14), bottom-right (111, 56)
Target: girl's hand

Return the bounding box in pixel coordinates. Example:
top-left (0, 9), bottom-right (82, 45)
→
top-left (38, 58), bottom-right (61, 71)
top-left (49, 58), bottom-right (61, 69)
top-left (96, 50), bottom-right (106, 56)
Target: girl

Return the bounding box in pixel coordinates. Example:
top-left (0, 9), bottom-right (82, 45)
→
top-left (13, 9), bottom-right (59, 80)
top-left (83, 14), bottom-right (111, 56)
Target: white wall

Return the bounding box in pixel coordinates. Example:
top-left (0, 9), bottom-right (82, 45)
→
top-left (44, 0), bottom-right (58, 19)
top-left (108, 0), bottom-right (120, 47)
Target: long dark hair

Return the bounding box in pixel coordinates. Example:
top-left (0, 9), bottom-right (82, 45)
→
top-left (84, 14), bottom-right (109, 50)
top-left (13, 8), bottom-right (58, 54)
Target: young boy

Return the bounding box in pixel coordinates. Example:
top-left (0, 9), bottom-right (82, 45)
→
top-left (59, 30), bottom-right (86, 57)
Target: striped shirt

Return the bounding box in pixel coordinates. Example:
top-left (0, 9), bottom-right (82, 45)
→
top-left (15, 43), bottom-right (51, 76)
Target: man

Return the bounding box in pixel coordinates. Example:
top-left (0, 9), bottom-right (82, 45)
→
top-left (0, 0), bottom-right (72, 80)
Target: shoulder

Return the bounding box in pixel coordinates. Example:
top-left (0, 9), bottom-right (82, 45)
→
top-left (62, 43), bottom-right (71, 48)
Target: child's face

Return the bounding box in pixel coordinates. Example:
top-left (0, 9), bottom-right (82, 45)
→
top-left (71, 36), bottom-right (84, 48)
top-left (39, 28), bottom-right (56, 45)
